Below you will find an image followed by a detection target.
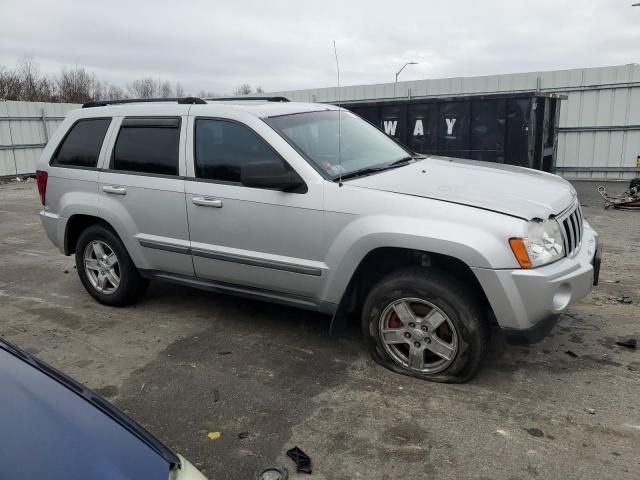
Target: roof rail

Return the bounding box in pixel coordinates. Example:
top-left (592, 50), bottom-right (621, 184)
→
top-left (82, 97), bottom-right (206, 108)
top-left (205, 96), bottom-right (290, 103)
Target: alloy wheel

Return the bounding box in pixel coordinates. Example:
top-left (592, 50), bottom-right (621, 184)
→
top-left (379, 298), bottom-right (458, 374)
top-left (83, 240), bottom-right (120, 295)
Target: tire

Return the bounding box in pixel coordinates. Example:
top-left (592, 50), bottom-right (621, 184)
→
top-left (362, 266), bottom-right (488, 383)
top-left (75, 224), bottom-right (149, 307)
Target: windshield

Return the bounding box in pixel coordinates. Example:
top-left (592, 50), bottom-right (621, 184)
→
top-left (265, 110), bottom-right (413, 179)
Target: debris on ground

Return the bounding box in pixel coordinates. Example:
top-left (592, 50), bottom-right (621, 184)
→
top-left (598, 178), bottom-right (640, 209)
top-left (255, 467), bottom-right (289, 480)
top-left (597, 294), bottom-right (633, 305)
top-left (207, 431), bottom-right (222, 440)
top-left (614, 295), bottom-right (633, 305)
top-left (585, 408), bottom-right (596, 415)
top-left (286, 446), bottom-right (312, 474)
top-left (208, 385), bottom-right (249, 408)
top-left (615, 338), bottom-right (637, 350)
top-left (238, 432), bottom-right (249, 439)
top-left (565, 350), bottom-right (578, 358)
top-left (525, 428), bottom-right (544, 437)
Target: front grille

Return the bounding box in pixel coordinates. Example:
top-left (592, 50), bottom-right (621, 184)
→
top-left (558, 203), bottom-right (583, 256)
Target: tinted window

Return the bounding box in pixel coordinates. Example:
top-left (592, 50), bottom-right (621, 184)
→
top-left (195, 119), bottom-right (286, 182)
top-left (112, 119), bottom-right (180, 175)
top-left (52, 118), bottom-right (111, 168)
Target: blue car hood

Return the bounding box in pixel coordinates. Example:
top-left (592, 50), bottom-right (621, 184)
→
top-left (0, 341), bottom-right (174, 480)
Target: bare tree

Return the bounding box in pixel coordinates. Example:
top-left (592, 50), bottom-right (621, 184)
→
top-left (158, 80), bottom-right (173, 98)
top-left (198, 89), bottom-right (219, 98)
top-left (255, 86), bottom-right (264, 94)
top-left (16, 56), bottom-right (54, 101)
top-left (56, 66), bottom-right (95, 103)
top-left (128, 77), bottom-right (157, 98)
top-left (39, 77), bottom-right (55, 102)
top-left (91, 79), bottom-right (105, 101)
top-left (17, 56), bottom-right (40, 100)
top-left (233, 83), bottom-right (252, 96)
top-left (1, 55), bottom-right (226, 104)
top-left (0, 65), bottom-right (22, 100)
top-left (106, 84), bottom-right (126, 100)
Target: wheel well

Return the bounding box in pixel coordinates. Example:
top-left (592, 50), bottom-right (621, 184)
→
top-left (336, 247), bottom-right (492, 322)
top-left (64, 215), bottom-right (113, 255)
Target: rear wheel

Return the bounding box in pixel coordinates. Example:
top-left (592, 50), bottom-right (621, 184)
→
top-left (75, 224), bottom-right (148, 306)
top-left (362, 266), bottom-right (488, 383)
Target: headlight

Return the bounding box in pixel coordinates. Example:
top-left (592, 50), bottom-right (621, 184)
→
top-left (509, 219), bottom-right (564, 268)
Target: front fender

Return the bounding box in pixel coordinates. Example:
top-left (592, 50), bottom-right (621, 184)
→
top-left (320, 212), bottom-right (523, 304)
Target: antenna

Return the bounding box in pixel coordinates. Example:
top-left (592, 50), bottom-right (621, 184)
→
top-left (333, 40), bottom-right (343, 185)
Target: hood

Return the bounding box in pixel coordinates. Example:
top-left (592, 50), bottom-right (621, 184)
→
top-left (0, 340), bottom-right (178, 480)
top-left (346, 156), bottom-right (576, 220)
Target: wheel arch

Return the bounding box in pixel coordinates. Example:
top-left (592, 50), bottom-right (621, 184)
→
top-left (332, 246), bottom-right (494, 325)
top-left (64, 214), bottom-right (119, 255)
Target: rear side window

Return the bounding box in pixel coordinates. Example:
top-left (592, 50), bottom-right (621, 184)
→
top-left (52, 118), bottom-right (111, 168)
top-left (195, 119), bottom-right (285, 182)
top-left (112, 117), bottom-right (180, 176)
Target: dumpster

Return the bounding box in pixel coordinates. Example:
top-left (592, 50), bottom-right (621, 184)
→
top-left (341, 92), bottom-right (565, 172)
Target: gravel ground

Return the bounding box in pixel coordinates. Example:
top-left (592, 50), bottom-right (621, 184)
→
top-left (0, 179), bottom-right (638, 480)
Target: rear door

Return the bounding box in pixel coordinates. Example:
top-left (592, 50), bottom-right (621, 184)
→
top-left (184, 113), bottom-right (326, 300)
top-left (98, 114), bottom-right (193, 276)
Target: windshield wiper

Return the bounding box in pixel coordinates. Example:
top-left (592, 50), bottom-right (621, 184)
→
top-left (336, 156), bottom-right (420, 181)
top-left (337, 166), bottom-right (389, 181)
top-left (388, 156), bottom-right (414, 166)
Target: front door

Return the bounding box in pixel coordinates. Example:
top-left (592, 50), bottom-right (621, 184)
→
top-left (184, 116), bottom-right (326, 299)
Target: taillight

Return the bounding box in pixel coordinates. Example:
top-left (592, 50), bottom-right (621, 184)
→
top-left (36, 170), bottom-right (48, 206)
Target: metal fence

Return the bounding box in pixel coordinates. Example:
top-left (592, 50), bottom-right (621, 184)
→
top-left (0, 101), bottom-right (80, 177)
top-left (271, 64), bottom-right (640, 180)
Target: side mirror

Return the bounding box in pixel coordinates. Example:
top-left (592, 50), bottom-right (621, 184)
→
top-left (241, 160), bottom-right (306, 192)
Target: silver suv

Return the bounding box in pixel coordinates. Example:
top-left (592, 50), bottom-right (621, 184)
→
top-left (36, 96), bottom-right (601, 382)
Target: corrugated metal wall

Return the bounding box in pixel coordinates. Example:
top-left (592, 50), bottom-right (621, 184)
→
top-left (272, 64), bottom-right (640, 180)
top-left (0, 101), bottom-right (80, 177)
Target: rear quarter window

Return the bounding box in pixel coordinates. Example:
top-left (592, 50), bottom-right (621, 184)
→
top-left (51, 118), bottom-right (111, 168)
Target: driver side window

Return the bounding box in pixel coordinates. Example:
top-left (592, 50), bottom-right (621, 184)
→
top-left (194, 119), bottom-right (286, 183)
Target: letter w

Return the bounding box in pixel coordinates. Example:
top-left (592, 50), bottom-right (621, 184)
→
top-left (383, 120), bottom-right (397, 136)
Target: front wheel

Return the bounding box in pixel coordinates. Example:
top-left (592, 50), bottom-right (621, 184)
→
top-left (362, 266), bottom-right (488, 383)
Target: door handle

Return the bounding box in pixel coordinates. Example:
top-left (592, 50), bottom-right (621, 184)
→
top-left (102, 185), bottom-right (127, 195)
top-left (192, 197), bottom-right (223, 208)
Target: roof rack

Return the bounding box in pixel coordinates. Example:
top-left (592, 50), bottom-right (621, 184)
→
top-left (82, 97), bottom-right (207, 108)
top-left (205, 96), bottom-right (290, 103)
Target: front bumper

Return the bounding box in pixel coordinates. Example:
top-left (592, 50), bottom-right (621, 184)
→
top-left (472, 222), bottom-right (600, 343)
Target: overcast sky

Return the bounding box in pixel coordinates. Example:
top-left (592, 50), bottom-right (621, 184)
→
top-left (1, 0), bottom-right (638, 95)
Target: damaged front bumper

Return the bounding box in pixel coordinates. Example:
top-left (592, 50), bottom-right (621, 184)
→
top-left (472, 221), bottom-right (600, 343)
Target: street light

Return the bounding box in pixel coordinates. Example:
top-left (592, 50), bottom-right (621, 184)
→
top-left (395, 62), bottom-right (419, 83)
